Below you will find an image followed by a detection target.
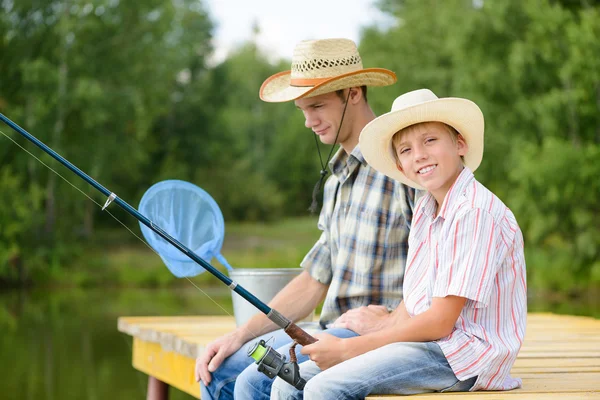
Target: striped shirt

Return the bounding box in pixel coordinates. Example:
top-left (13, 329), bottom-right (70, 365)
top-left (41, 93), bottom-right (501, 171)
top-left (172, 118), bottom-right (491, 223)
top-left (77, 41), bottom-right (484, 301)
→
top-left (301, 145), bottom-right (417, 326)
top-left (403, 167), bottom-right (527, 391)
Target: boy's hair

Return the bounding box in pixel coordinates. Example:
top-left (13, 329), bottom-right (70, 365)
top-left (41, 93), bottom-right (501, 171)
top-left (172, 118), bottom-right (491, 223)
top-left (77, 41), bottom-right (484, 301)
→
top-left (335, 86), bottom-right (368, 103)
top-left (391, 122), bottom-right (465, 164)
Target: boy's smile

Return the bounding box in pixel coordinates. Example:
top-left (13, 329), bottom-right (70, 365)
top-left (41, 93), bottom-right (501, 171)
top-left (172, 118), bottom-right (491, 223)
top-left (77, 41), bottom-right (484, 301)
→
top-left (394, 122), bottom-right (468, 205)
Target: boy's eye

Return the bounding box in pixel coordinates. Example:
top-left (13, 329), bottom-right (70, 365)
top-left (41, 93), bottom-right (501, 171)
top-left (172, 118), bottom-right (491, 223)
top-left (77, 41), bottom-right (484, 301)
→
top-left (425, 137), bottom-right (436, 144)
top-left (399, 148), bottom-right (410, 154)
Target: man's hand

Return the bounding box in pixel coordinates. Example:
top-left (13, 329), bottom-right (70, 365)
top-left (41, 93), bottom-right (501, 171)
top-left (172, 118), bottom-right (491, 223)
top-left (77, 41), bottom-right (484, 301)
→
top-left (330, 305), bottom-right (391, 335)
top-left (195, 330), bottom-right (245, 386)
top-left (300, 333), bottom-right (351, 370)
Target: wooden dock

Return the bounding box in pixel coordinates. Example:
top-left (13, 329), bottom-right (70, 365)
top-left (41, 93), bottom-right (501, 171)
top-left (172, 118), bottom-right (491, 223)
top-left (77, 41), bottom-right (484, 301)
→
top-left (118, 313), bottom-right (600, 399)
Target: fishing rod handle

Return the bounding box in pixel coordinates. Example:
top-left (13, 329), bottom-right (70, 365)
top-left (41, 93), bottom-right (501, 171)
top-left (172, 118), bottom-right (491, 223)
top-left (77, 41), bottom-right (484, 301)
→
top-left (267, 309), bottom-right (318, 345)
top-left (285, 322), bottom-right (318, 345)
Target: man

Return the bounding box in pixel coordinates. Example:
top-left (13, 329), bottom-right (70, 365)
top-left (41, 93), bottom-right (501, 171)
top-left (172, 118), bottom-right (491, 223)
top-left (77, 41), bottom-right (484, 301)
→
top-left (195, 38), bottom-right (417, 400)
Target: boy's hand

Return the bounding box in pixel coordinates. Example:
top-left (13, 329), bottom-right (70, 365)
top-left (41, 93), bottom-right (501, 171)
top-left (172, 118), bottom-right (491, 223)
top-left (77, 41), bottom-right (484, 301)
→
top-left (300, 333), bottom-right (351, 370)
top-left (331, 305), bottom-right (390, 335)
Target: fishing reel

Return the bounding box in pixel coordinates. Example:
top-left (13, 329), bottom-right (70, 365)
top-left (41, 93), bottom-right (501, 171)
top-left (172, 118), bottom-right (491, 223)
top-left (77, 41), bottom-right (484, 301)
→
top-left (247, 339), bottom-right (306, 390)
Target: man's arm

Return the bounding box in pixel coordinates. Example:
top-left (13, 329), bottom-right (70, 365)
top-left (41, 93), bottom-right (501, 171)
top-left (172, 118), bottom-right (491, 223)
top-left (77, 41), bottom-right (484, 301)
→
top-left (239, 270), bottom-right (328, 340)
top-left (331, 300), bottom-right (411, 335)
top-left (195, 270), bottom-right (327, 384)
top-left (345, 296), bottom-right (466, 358)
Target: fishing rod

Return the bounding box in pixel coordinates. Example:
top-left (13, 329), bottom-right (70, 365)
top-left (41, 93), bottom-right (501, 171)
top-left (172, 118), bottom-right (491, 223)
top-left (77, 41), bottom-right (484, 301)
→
top-left (0, 113), bottom-right (316, 387)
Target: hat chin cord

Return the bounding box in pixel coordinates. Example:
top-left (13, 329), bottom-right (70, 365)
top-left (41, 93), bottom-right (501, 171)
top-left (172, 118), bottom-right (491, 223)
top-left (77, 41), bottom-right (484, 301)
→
top-left (308, 89), bottom-right (352, 213)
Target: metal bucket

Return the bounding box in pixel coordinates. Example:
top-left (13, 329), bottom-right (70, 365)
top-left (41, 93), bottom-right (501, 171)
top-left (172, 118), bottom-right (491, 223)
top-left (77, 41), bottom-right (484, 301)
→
top-left (228, 268), bottom-right (313, 327)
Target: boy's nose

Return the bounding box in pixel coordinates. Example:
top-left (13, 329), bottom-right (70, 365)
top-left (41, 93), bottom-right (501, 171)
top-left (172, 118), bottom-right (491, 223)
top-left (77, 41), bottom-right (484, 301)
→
top-left (413, 144), bottom-right (428, 161)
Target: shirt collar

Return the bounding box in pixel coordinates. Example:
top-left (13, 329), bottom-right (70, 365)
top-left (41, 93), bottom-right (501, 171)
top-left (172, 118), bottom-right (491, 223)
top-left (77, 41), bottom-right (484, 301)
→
top-left (329, 145), bottom-right (367, 181)
top-left (419, 167), bottom-right (475, 220)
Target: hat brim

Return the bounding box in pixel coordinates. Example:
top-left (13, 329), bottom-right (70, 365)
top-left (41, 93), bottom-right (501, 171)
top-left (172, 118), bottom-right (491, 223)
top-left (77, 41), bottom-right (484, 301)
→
top-left (359, 98), bottom-right (484, 190)
top-left (260, 68), bottom-right (396, 103)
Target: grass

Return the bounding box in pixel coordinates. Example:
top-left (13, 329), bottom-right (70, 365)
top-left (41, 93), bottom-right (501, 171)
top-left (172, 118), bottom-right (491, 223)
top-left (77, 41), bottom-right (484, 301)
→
top-left (58, 216), bottom-right (321, 288)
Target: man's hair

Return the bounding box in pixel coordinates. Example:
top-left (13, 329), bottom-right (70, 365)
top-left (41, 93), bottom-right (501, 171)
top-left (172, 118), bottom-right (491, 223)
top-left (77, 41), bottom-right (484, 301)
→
top-left (391, 122), bottom-right (465, 164)
top-left (335, 86), bottom-right (368, 103)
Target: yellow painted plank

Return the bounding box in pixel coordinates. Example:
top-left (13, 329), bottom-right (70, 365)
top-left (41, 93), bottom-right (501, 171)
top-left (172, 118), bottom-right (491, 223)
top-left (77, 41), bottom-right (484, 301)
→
top-left (132, 338), bottom-right (200, 399)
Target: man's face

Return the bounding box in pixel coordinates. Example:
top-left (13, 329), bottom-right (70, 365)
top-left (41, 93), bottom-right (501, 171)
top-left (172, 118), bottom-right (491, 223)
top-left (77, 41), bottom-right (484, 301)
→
top-left (294, 91), bottom-right (349, 145)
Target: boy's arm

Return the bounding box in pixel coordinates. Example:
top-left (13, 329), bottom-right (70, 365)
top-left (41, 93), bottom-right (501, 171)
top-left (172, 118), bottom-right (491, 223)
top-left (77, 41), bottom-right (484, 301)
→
top-left (346, 296), bottom-right (466, 359)
top-left (301, 296), bottom-right (466, 370)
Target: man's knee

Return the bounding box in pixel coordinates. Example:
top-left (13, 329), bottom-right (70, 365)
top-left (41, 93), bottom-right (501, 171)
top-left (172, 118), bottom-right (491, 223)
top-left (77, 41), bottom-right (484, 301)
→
top-left (270, 377), bottom-right (303, 400)
top-left (233, 364), bottom-right (272, 399)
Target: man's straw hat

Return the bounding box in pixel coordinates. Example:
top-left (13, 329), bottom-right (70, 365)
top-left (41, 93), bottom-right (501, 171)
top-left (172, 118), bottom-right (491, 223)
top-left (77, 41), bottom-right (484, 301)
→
top-left (359, 89), bottom-right (485, 189)
top-left (260, 38), bottom-right (396, 103)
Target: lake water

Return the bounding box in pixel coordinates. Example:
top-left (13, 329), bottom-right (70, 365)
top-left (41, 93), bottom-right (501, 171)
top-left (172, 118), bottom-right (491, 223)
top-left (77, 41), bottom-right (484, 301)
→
top-left (0, 287), bottom-right (597, 399)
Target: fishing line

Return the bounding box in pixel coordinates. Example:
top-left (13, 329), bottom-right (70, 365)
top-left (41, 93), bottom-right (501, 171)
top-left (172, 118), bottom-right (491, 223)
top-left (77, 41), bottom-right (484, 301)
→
top-left (0, 127), bottom-right (260, 338)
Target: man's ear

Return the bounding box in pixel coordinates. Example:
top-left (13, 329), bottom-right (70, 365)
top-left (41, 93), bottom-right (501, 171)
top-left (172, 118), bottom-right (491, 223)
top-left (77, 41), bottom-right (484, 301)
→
top-left (349, 87), bottom-right (362, 104)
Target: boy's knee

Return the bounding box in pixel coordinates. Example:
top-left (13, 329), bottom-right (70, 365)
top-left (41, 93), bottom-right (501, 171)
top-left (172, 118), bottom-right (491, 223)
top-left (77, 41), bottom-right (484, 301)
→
top-left (303, 374), bottom-right (346, 400)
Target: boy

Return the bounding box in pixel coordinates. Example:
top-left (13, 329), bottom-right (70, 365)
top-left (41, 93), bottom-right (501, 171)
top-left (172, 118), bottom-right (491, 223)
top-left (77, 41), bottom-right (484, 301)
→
top-left (271, 89), bottom-right (527, 399)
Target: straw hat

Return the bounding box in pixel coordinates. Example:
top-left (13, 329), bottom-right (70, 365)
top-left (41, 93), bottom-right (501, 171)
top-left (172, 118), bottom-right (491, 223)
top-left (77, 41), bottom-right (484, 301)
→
top-left (359, 89), bottom-right (485, 189)
top-left (259, 38), bottom-right (396, 103)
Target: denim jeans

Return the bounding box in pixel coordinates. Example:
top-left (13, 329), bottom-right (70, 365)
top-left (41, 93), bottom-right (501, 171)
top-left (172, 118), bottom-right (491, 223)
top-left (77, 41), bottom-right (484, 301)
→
top-left (199, 324), bottom-right (358, 400)
top-left (271, 341), bottom-right (477, 400)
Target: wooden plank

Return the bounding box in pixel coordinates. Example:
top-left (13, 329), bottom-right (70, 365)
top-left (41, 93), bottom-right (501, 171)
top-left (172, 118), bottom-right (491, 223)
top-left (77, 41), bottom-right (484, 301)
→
top-left (132, 337), bottom-right (200, 399)
top-left (119, 313), bottom-right (600, 399)
top-left (513, 358), bottom-right (600, 368)
top-left (370, 393), bottom-right (600, 399)
top-left (368, 373), bottom-right (600, 398)
top-left (516, 351), bottom-right (600, 358)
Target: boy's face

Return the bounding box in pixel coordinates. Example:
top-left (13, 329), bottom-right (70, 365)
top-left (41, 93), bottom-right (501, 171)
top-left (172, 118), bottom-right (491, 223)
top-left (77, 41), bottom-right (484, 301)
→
top-left (295, 91), bottom-right (352, 146)
top-left (394, 122), bottom-right (468, 202)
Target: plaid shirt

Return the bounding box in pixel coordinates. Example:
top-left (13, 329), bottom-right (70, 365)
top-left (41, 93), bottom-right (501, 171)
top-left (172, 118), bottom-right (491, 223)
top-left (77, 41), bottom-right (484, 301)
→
top-left (301, 145), bottom-right (417, 325)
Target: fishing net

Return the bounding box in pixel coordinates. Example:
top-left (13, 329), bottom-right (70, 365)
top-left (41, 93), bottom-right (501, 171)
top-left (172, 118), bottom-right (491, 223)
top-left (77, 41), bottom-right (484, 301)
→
top-left (138, 180), bottom-right (232, 277)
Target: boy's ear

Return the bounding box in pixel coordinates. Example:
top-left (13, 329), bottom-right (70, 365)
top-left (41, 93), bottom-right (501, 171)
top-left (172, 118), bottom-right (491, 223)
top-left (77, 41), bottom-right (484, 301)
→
top-left (396, 160), bottom-right (404, 172)
top-left (457, 134), bottom-right (468, 156)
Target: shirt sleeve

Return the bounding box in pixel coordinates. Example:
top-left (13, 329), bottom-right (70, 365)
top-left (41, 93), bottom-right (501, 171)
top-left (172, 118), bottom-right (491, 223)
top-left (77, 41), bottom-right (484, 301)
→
top-left (433, 208), bottom-right (502, 308)
top-left (301, 231), bottom-right (332, 284)
top-left (300, 201), bottom-right (333, 284)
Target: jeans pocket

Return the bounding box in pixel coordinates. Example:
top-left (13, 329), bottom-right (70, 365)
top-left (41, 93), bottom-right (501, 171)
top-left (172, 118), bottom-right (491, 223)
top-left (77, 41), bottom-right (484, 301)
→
top-left (440, 376), bottom-right (477, 393)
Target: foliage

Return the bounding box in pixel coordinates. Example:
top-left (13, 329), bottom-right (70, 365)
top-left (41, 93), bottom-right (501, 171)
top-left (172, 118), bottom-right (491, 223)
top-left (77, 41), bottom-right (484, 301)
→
top-left (360, 0), bottom-right (600, 293)
top-left (1, 0), bottom-right (599, 294)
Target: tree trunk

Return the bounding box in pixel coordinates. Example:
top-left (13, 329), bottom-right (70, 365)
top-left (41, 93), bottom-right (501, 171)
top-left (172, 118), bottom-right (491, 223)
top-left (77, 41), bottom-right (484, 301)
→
top-left (596, 83), bottom-right (600, 144)
top-left (83, 188), bottom-right (95, 237)
top-left (563, 77), bottom-right (581, 148)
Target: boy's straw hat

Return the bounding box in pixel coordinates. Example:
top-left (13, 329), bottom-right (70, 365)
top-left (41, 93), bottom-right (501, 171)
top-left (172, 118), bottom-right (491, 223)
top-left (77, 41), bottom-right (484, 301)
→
top-left (260, 38), bottom-right (396, 103)
top-left (359, 89), bottom-right (484, 189)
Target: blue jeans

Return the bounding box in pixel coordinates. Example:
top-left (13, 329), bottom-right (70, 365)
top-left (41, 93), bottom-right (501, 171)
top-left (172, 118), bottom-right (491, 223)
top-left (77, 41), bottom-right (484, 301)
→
top-left (200, 324), bottom-right (358, 400)
top-left (271, 341), bottom-right (477, 399)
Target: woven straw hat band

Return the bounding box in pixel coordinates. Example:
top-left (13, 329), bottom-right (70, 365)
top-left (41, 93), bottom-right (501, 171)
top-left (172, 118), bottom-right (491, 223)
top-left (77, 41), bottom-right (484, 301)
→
top-left (289, 39), bottom-right (363, 85)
